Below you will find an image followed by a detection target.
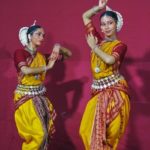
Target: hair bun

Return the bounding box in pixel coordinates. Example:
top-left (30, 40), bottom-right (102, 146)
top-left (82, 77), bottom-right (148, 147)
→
top-left (19, 27), bottom-right (29, 46)
top-left (106, 6), bottom-right (123, 32)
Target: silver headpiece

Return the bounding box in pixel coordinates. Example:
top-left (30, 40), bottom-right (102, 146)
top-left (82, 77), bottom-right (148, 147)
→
top-left (18, 20), bottom-right (36, 46)
top-left (106, 6), bottom-right (123, 32)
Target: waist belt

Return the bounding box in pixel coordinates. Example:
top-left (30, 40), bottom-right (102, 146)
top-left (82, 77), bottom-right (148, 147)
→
top-left (91, 74), bottom-right (122, 91)
top-left (15, 84), bottom-right (46, 96)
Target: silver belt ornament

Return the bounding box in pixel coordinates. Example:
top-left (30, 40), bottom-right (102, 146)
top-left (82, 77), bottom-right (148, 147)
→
top-left (15, 84), bottom-right (46, 96)
top-left (91, 74), bottom-right (121, 90)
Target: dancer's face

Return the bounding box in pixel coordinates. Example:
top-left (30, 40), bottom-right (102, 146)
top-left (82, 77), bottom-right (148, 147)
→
top-left (100, 15), bottom-right (117, 37)
top-left (30, 28), bottom-right (45, 47)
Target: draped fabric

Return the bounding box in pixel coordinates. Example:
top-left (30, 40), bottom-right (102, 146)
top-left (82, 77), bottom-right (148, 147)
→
top-left (14, 49), bottom-right (56, 150)
top-left (79, 37), bottom-right (130, 150)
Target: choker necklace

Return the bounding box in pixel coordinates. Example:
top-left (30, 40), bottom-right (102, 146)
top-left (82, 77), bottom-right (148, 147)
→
top-left (25, 47), bottom-right (36, 55)
top-left (104, 37), bottom-right (117, 42)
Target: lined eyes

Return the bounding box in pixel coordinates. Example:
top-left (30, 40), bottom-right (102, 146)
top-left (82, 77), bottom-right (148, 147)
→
top-left (35, 32), bottom-right (45, 38)
top-left (101, 21), bottom-right (114, 26)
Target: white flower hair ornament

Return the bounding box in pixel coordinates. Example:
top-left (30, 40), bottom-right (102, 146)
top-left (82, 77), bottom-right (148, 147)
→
top-left (106, 6), bottom-right (123, 32)
top-left (19, 27), bottom-right (29, 46)
top-left (18, 20), bottom-right (37, 46)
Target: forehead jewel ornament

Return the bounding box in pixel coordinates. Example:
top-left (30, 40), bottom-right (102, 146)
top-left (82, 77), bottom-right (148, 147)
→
top-left (106, 6), bottom-right (123, 32)
top-left (18, 20), bottom-right (37, 46)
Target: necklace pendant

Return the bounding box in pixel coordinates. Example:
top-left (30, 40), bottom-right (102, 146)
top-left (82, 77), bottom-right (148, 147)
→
top-left (94, 67), bottom-right (100, 73)
top-left (35, 74), bottom-right (40, 80)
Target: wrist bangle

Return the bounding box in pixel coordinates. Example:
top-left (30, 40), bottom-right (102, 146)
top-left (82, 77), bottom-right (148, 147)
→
top-left (43, 66), bottom-right (47, 73)
top-left (92, 6), bottom-right (98, 14)
top-left (92, 45), bottom-right (99, 51)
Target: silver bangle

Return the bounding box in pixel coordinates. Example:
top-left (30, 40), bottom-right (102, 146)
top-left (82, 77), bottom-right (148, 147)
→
top-left (92, 6), bottom-right (98, 14)
top-left (92, 45), bottom-right (99, 51)
top-left (43, 66), bottom-right (47, 72)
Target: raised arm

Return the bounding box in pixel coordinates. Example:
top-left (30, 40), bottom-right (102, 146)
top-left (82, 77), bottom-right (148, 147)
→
top-left (82, 0), bottom-right (108, 25)
top-left (82, 6), bottom-right (101, 25)
top-left (83, 6), bottom-right (103, 44)
top-left (83, 1), bottom-right (108, 44)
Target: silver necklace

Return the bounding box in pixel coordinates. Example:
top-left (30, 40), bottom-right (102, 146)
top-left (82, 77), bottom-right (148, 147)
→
top-left (25, 47), bottom-right (40, 79)
top-left (94, 55), bottom-right (101, 73)
top-left (95, 66), bottom-right (101, 73)
top-left (25, 47), bottom-right (36, 55)
top-left (104, 37), bottom-right (117, 42)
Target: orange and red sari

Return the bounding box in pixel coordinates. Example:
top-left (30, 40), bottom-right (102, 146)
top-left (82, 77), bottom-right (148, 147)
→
top-left (14, 49), bottom-right (56, 150)
top-left (79, 22), bottom-right (130, 150)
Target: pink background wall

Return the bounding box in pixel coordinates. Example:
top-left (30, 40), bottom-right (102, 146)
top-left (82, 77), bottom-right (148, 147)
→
top-left (0, 0), bottom-right (150, 149)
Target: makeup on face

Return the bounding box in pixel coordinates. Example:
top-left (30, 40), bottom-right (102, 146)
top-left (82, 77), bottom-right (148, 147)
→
top-left (100, 15), bottom-right (117, 37)
top-left (30, 28), bottom-right (45, 46)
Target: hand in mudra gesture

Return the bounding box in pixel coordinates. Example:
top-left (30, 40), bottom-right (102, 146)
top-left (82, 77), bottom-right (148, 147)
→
top-left (49, 44), bottom-right (60, 61)
top-left (99, 0), bottom-right (108, 9)
top-left (86, 33), bottom-right (98, 50)
top-left (92, 0), bottom-right (108, 14)
top-left (47, 44), bottom-right (60, 69)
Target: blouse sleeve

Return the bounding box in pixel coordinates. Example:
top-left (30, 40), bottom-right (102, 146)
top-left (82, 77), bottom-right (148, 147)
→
top-left (14, 49), bottom-right (28, 71)
top-left (85, 21), bottom-right (103, 44)
top-left (112, 43), bottom-right (127, 63)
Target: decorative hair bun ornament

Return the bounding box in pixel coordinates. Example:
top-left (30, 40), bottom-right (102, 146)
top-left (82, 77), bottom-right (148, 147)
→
top-left (18, 20), bottom-right (37, 46)
top-left (19, 27), bottom-right (29, 46)
top-left (106, 6), bottom-right (124, 32)
top-left (32, 20), bottom-right (37, 26)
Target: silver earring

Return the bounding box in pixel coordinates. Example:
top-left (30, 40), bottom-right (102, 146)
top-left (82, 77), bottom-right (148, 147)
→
top-left (28, 34), bottom-right (31, 41)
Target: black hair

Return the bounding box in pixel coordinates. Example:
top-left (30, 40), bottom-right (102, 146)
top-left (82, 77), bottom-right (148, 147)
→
top-left (27, 25), bottom-right (42, 35)
top-left (100, 11), bottom-right (118, 23)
